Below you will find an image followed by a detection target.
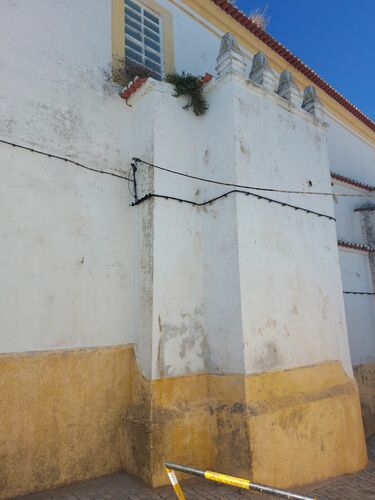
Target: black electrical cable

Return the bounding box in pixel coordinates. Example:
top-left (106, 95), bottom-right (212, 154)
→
top-left (132, 189), bottom-right (335, 221)
top-left (343, 291), bottom-right (375, 295)
top-left (0, 138), bottom-right (131, 181)
top-left (133, 157), bottom-right (373, 198)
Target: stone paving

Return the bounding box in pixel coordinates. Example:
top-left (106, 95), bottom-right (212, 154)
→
top-left (19, 437), bottom-right (375, 499)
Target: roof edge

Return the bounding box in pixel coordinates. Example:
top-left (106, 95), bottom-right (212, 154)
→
top-left (210, 0), bottom-right (375, 134)
top-left (331, 172), bottom-right (375, 192)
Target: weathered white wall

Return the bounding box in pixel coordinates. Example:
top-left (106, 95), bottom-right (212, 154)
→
top-left (132, 69), bottom-right (353, 378)
top-left (1, 0), bottom-right (373, 381)
top-left (157, 0), bottom-right (254, 77)
top-left (328, 118), bottom-right (375, 368)
top-left (332, 183), bottom-right (368, 244)
top-left (327, 116), bottom-right (375, 185)
top-left (0, 0), bottom-right (136, 353)
top-left (0, 144), bottom-right (134, 351)
top-left (0, 0), bottom-right (224, 360)
top-left (230, 76), bottom-right (352, 375)
top-left (339, 248), bottom-right (375, 365)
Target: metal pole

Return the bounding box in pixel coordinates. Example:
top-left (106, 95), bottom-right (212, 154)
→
top-left (165, 466), bottom-right (186, 500)
top-left (164, 462), bottom-right (316, 500)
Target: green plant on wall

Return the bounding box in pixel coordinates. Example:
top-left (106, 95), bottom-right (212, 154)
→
top-left (165, 72), bottom-right (208, 116)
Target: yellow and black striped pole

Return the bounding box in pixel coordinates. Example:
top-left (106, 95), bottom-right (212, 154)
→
top-left (164, 462), bottom-right (316, 500)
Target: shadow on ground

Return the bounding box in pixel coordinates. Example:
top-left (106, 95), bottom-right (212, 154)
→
top-left (18, 436), bottom-right (375, 499)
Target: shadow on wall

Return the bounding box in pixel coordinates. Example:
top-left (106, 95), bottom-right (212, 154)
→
top-left (354, 362), bottom-right (375, 438)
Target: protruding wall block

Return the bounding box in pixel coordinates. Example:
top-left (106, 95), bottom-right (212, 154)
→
top-left (216, 32), bottom-right (246, 78)
top-left (302, 85), bottom-right (324, 120)
top-left (249, 52), bottom-right (277, 92)
top-left (276, 70), bottom-right (301, 107)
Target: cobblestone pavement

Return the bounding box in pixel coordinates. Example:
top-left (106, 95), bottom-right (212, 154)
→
top-left (19, 437), bottom-right (375, 499)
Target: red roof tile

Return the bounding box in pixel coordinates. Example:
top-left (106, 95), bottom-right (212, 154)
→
top-left (120, 77), bottom-right (149, 101)
top-left (120, 73), bottom-right (212, 102)
top-left (211, 0), bottom-right (375, 134)
top-left (338, 240), bottom-right (375, 252)
top-left (354, 206), bottom-right (375, 213)
top-left (199, 72), bottom-right (214, 85)
top-left (331, 172), bottom-right (375, 192)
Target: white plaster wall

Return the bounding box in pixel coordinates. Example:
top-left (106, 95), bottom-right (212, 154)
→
top-left (0, 0), bottom-right (252, 370)
top-left (132, 79), bottom-right (247, 378)
top-left (0, 144), bottom-right (134, 351)
top-left (131, 73), bottom-right (353, 378)
top-left (157, 0), bottom-right (254, 77)
top-left (158, 0), bottom-right (222, 76)
top-left (0, 0), bottom-right (131, 169)
top-left (327, 116), bottom-right (375, 185)
top-left (328, 118), bottom-right (375, 368)
top-left (339, 249), bottom-right (375, 365)
top-left (201, 80), bottom-right (245, 374)
top-left (0, 0), bottom-right (136, 353)
top-left (332, 183), bottom-right (369, 244)
top-left (1, 0), bottom-right (371, 381)
top-left (137, 83), bottom-right (243, 378)
top-left (230, 76), bottom-right (352, 375)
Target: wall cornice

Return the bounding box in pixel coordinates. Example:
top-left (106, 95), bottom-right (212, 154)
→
top-left (178, 0), bottom-right (375, 148)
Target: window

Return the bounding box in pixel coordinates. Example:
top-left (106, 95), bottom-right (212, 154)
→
top-left (112, 0), bottom-right (174, 83)
top-left (125, 0), bottom-right (163, 79)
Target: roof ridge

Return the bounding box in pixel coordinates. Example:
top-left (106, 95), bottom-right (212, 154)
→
top-left (211, 0), bottom-right (375, 134)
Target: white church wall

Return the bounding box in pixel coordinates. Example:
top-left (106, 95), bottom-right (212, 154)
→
top-left (339, 248), bottom-right (375, 365)
top-left (1, 0), bottom-right (374, 379)
top-left (0, 0), bottom-right (136, 353)
top-left (229, 75), bottom-right (352, 376)
top-left (332, 183), bottom-right (369, 244)
top-left (327, 116), bottom-right (375, 185)
top-left (328, 117), bottom-right (375, 371)
top-left (129, 67), bottom-right (354, 378)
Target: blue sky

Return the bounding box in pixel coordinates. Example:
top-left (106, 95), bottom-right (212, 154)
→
top-left (235, 0), bottom-right (375, 121)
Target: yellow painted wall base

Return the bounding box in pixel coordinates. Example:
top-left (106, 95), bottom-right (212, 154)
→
top-left (354, 362), bottom-right (375, 438)
top-left (132, 361), bottom-right (367, 488)
top-left (0, 346), bottom-right (134, 499)
top-left (0, 346), bottom-right (368, 498)
top-left (244, 363), bottom-right (367, 487)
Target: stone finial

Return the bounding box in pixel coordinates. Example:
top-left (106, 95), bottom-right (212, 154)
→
top-left (249, 52), bottom-right (277, 92)
top-left (276, 70), bottom-right (301, 106)
top-left (216, 32), bottom-right (246, 78)
top-left (218, 32), bottom-right (241, 57)
top-left (302, 86), bottom-right (324, 120)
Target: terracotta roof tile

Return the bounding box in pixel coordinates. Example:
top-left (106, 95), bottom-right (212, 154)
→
top-left (120, 73), bottom-right (213, 102)
top-left (354, 206), bottom-right (375, 213)
top-left (338, 240), bottom-right (375, 252)
top-left (199, 72), bottom-right (214, 84)
top-left (120, 77), bottom-right (149, 102)
top-left (331, 172), bottom-right (375, 192)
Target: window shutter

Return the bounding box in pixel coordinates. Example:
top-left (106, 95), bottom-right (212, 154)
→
top-left (125, 0), bottom-right (163, 79)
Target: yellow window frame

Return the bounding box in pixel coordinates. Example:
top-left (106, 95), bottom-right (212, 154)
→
top-left (112, 0), bottom-right (174, 82)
